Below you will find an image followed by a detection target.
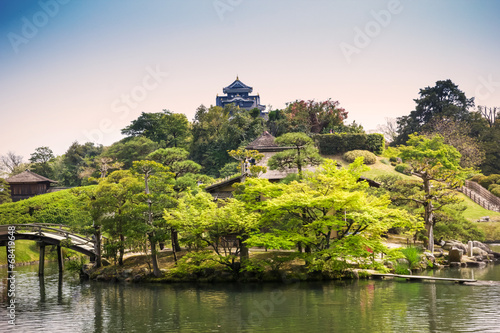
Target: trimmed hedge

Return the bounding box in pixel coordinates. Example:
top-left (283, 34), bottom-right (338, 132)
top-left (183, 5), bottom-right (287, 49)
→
top-left (395, 163), bottom-right (412, 176)
top-left (315, 133), bottom-right (385, 155)
top-left (343, 150), bottom-right (377, 165)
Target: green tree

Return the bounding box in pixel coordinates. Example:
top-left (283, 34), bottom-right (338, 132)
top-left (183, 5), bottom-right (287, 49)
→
top-left (0, 178), bottom-right (11, 204)
top-left (394, 80), bottom-right (475, 145)
top-left (228, 149), bottom-right (267, 178)
top-left (122, 110), bottom-right (191, 148)
top-left (29, 146), bottom-right (55, 178)
top-left (91, 170), bottom-right (144, 265)
top-left (190, 104), bottom-right (263, 176)
top-left (268, 132), bottom-right (323, 180)
top-left (133, 160), bottom-right (175, 277)
top-left (235, 159), bottom-right (418, 266)
top-left (103, 137), bottom-right (157, 169)
top-left (399, 134), bottom-right (468, 253)
top-left (61, 142), bottom-right (103, 186)
top-left (165, 192), bottom-right (260, 272)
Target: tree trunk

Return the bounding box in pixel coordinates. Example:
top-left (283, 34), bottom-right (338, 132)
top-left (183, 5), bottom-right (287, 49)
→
top-left (171, 228), bottom-right (181, 252)
top-left (118, 234), bottom-right (125, 266)
top-left (239, 233), bottom-right (249, 262)
top-left (149, 234), bottom-right (161, 277)
top-left (423, 177), bottom-right (435, 253)
top-left (94, 226), bottom-right (102, 268)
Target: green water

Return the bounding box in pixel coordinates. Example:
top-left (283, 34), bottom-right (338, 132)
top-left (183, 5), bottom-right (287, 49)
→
top-left (1, 257), bottom-right (500, 332)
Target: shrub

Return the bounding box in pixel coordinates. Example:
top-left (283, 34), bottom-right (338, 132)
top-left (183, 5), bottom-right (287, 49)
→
top-left (343, 150), bottom-right (377, 165)
top-left (395, 163), bottom-right (412, 175)
top-left (389, 156), bottom-right (398, 163)
top-left (489, 184), bottom-right (500, 198)
top-left (315, 133), bottom-right (384, 155)
top-left (479, 174), bottom-right (500, 189)
top-left (401, 247), bottom-right (422, 269)
top-left (470, 174), bottom-right (485, 183)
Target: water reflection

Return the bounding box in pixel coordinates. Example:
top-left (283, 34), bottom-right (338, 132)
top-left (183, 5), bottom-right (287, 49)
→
top-left (0, 263), bottom-right (499, 332)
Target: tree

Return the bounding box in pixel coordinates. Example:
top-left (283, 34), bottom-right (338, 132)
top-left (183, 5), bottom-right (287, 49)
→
top-left (399, 134), bottom-right (467, 253)
top-left (29, 146), bottom-right (55, 178)
top-left (61, 142), bottom-right (103, 186)
top-left (0, 151), bottom-right (24, 175)
top-left (103, 137), bottom-right (157, 169)
top-left (133, 160), bottom-right (175, 277)
top-left (376, 118), bottom-right (398, 143)
top-left (282, 99), bottom-right (348, 134)
top-left (421, 118), bottom-right (485, 168)
top-left (0, 178), bottom-right (11, 204)
top-left (122, 110), bottom-right (191, 148)
top-left (190, 104), bottom-right (264, 176)
top-left (90, 170), bottom-right (144, 266)
top-left (228, 149), bottom-right (267, 178)
top-left (394, 80), bottom-right (475, 145)
top-left (234, 159), bottom-right (418, 265)
top-left (165, 192), bottom-right (260, 272)
top-left (267, 132), bottom-right (323, 180)
top-left (477, 106), bottom-right (498, 128)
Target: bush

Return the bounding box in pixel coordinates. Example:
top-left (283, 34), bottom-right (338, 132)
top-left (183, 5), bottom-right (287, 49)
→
top-left (469, 174), bottom-right (485, 183)
top-left (479, 174), bottom-right (500, 189)
top-left (395, 163), bottom-right (412, 175)
top-left (489, 184), bottom-right (500, 198)
top-left (389, 156), bottom-right (398, 163)
top-left (315, 133), bottom-right (384, 155)
top-left (343, 150), bottom-right (377, 165)
top-left (400, 247), bottom-right (422, 269)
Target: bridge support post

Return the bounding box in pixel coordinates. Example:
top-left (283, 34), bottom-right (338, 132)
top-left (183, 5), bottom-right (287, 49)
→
top-left (38, 242), bottom-right (45, 276)
top-left (57, 245), bottom-right (64, 273)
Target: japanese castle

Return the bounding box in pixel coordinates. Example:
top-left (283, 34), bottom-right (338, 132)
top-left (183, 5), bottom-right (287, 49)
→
top-left (216, 76), bottom-right (266, 114)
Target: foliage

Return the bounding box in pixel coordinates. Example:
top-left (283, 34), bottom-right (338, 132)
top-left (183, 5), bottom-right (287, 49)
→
top-left (421, 118), bottom-right (485, 168)
top-left (236, 159), bottom-right (420, 262)
top-left (219, 162), bottom-right (239, 178)
top-left (477, 174), bottom-right (500, 189)
top-left (343, 150), bottom-right (377, 165)
top-left (29, 146), bottom-right (55, 178)
top-left (394, 79), bottom-right (475, 145)
top-left (190, 104), bottom-right (264, 177)
top-left (165, 192), bottom-right (260, 272)
top-left (268, 132), bottom-right (323, 180)
top-left (0, 178), bottom-right (11, 204)
top-left (489, 184), bottom-right (500, 198)
top-left (0, 151), bottom-right (24, 175)
top-left (395, 163), bottom-right (412, 176)
top-left (315, 133), bottom-right (385, 155)
top-left (433, 205), bottom-right (485, 242)
top-left (398, 134), bottom-right (469, 252)
top-left (228, 149), bottom-right (266, 178)
top-left (103, 136), bottom-right (158, 169)
top-left (121, 110), bottom-right (191, 148)
top-left (282, 99), bottom-right (348, 134)
top-left (0, 187), bottom-right (93, 227)
top-left (59, 141), bottom-right (103, 186)
top-left (400, 247), bottom-right (422, 269)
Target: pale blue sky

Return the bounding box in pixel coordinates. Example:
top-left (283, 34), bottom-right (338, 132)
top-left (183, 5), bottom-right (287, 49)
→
top-left (1, 0), bottom-right (499, 160)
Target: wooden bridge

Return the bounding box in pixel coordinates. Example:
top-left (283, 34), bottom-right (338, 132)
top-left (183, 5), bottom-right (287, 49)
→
top-left (0, 224), bottom-right (97, 275)
top-left (371, 273), bottom-right (477, 284)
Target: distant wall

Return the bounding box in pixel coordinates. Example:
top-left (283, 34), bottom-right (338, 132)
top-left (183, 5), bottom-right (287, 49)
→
top-left (314, 133), bottom-right (385, 155)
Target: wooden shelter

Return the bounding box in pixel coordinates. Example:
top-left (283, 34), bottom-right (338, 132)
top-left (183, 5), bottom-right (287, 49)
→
top-left (5, 170), bottom-right (58, 202)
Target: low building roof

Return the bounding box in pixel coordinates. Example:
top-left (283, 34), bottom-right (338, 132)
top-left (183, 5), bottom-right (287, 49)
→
top-left (5, 170), bottom-right (57, 184)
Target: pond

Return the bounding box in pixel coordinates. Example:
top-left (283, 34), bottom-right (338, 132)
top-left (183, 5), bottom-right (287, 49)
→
top-left (1, 250), bottom-right (500, 332)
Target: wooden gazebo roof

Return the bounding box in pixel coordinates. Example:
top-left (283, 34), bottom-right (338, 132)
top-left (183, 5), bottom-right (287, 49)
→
top-left (5, 170), bottom-right (57, 184)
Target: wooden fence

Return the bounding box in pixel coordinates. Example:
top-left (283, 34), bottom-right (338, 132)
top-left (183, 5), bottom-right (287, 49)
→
top-left (462, 180), bottom-right (500, 213)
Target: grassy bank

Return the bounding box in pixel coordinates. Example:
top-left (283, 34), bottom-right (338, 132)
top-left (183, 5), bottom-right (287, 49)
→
top-left (0, 240), bottom-right (84, 266)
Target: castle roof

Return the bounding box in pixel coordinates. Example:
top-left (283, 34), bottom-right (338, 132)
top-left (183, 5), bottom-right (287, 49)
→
top-left (223, 76), bottom-right (253, 94)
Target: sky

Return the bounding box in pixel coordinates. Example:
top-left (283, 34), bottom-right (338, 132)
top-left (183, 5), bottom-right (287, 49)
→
top-left (1, 0), bottom-right (499, 160)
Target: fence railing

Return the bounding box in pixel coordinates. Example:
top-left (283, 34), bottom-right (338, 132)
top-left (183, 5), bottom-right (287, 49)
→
top-left (461, 180), bottom-right (500, 213)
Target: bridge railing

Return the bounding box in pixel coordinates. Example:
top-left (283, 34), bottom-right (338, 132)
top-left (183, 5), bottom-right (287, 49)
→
top-left (0, 224), bottom-right (95, 246)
